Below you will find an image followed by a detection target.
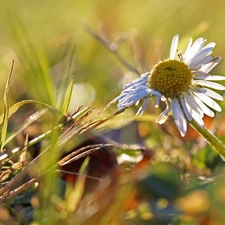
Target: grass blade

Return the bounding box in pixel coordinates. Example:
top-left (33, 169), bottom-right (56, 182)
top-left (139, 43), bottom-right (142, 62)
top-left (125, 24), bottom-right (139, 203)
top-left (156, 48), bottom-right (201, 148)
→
top-left (66, 157), bottom-right (90, 213)
top-left (0, 61), bottom-right (14, 152)
top-left (61, 78), bottom-right (74, 115)
top-left (0, 100), bottom-right (61, 125)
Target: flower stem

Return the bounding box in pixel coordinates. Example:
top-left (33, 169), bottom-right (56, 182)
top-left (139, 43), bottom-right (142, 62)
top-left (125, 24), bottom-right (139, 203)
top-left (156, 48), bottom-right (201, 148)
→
top-left (189, 120), bottom-right (225, 159)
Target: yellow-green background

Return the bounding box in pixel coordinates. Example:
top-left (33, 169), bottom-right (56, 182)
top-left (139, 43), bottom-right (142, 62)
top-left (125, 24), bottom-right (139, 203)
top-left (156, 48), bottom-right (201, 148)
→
top-left (1, 1), bottom-right (225, 225)
top-left (1, 0), bottom-right (225, 109)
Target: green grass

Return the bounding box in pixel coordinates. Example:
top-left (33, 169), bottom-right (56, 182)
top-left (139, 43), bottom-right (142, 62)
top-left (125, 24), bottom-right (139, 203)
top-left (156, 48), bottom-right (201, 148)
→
top-left (1, 0), bottom-right (225, 224)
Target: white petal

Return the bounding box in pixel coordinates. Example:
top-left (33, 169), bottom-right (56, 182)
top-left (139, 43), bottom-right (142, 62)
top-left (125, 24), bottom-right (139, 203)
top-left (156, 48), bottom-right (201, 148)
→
top-left (183, 93), bottom-right (203, 117)
top-left (154, 95), bottom-right (160, 108)
top-left (191, 37), bottom-right (206, 49)
top-left (156, 104), bottom-right (170, 124)
top-left (194, 91), bottom-right (221, 112)
top-left (191, 55), bottom-right (213, 70)
top-left (151, 90), bottom-right (163, 97)
top-left (201, 42), bottom-right (216, 50)
top-left (117, 87), bottom-right (149, 108)
top-left (170, 35), bottom-right (179, 59)
top-left (184, 38), bottom-right (206, 64)
top-left (188, 43), bottom-right (215, 68)
top-left (180, 97), bottom-right (192, 121)
top-left (171, 99), bottom-right (187, 137)
top-left (189, 109), bottom-right (205, 127)
top-left (189, 91), bottom-right (215, 117)
top-left (141, 72), bottom-right (150, 78)
top-left (161, 96), bottom-right (167, 102)
top-left (119, 86), bottom-right (148, 97)
top-left (191, 94), bottom-right (215, 117)
top-left (182, 94), bottom-right (205, 126)
top-left (124, 75), bottom-right (149, 89)
top-left (136, 98), bottom-right (150, 115)
top-left (192, 80), bottom-right (225, 90)
top-left (183, 38), bottom-right (193, 59)
top-left (194, 73), bottom-right (225, 81)
top-left (194, 88), bottom-right (223, 101)
top-left (117, 85), bottom-right (162, 110)
top-left (135, 100), bottom-right (140, 106)
top-left (192, 114), bottom-right (205, 127)
top-left (194, 99), bottom-right (215, 117)
top-left (200, 57), bottom-right (221, 73)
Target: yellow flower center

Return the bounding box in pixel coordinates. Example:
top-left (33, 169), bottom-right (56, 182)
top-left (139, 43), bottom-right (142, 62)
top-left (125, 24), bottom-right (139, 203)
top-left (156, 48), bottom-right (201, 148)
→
top-left (149, 59), bottom-right (192, 98)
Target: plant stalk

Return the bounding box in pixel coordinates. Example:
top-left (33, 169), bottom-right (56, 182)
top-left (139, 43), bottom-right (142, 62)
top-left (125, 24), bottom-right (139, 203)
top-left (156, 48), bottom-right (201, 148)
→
top-left (189, 119), bottom-right (225, 159)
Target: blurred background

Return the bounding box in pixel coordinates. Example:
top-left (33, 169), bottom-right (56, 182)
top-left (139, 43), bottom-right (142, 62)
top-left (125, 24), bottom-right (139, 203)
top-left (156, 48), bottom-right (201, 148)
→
top-left (0, 0), bottom-right (225, 109)
top-left (1, 0), bottom-right (225, 224)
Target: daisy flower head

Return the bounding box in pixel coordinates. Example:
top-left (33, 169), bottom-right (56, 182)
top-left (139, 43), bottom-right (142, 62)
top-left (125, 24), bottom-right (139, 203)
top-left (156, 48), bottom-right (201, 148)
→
top-left (116, 35), bottom-right (225, 137)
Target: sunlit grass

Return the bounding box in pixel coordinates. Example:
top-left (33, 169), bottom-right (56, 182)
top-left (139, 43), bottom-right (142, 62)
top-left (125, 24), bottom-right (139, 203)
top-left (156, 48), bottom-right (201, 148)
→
top-left (1, 0), bottom-right (225, 224)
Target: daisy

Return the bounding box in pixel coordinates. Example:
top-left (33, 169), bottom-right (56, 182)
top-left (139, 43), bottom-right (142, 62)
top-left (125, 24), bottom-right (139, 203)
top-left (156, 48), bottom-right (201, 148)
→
top-left (116, 35), bottom-right (225, 137)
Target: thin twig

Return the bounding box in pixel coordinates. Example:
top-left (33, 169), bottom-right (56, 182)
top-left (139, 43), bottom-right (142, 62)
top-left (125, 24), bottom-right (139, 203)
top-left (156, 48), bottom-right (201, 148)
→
top-left (0, 174), bottom-right (40, 202)
top-left (57, 169), bottom-right (103, 181)
top-left (84, 25), bottom-right (140, 75)
top-left (59, 143), bottom-right (115, 166)
top-left (58, 144), bottom-right (106, 165)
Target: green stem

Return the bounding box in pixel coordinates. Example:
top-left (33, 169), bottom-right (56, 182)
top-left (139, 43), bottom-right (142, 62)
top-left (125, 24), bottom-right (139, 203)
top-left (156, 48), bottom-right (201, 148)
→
top-left (189, 119), bottom-right (225, 159)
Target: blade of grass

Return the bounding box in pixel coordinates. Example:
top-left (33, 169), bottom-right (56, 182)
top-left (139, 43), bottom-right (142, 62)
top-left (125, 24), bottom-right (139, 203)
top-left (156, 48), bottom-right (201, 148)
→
top-left (0, 61), bottom-right (14, 152)
top-left (7, 8), bottom-right (56, 105)
top-left (61, 78), bottom-right (74, 116)
top-left (35, 121), bottom-right (61, 225)
top-left (0, 100), bottom-right (61, 125)
top-left (57, 42), bottom-right (76, 111)
top-left (66, 157), bottom-right (90, 213)
top-left (4, 108), bottom-right (48, 145)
